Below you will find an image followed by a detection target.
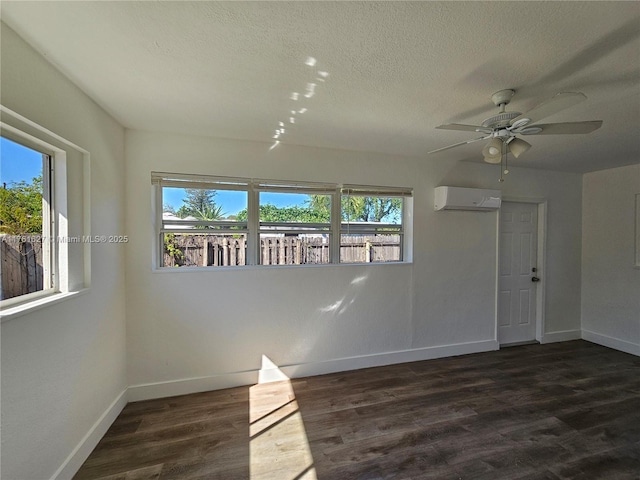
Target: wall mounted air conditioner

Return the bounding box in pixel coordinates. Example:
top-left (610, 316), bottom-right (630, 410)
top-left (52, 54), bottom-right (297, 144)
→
top-left (434, 186), bottom-right (501, 211)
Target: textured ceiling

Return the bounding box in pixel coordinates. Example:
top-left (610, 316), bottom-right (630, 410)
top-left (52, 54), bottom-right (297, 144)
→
top-left (2, 1), bottom-right (639, 173)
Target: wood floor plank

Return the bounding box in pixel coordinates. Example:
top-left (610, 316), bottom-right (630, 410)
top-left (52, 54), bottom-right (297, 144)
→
top-left (74, 341), bottom-right (640, 480)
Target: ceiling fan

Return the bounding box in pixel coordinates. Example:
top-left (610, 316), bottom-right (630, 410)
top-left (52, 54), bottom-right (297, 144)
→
top-left (428, 89), bottom-right (603, 167)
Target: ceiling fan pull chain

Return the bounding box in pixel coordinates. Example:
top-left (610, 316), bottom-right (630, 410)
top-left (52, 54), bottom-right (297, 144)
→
top-left (504, 149), bottom-right (510, 175)
top-left (499, 144), bottom-right (504, 182)
top-left (498, 140), bottom-right (509, 182)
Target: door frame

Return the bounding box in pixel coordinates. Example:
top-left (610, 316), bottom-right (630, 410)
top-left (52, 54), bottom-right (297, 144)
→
top-left (495, 197), bottom-right (547, 345)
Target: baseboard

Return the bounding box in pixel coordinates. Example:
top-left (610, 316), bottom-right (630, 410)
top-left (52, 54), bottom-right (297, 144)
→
top-left (280, 340), bottom-right (500, 379)
top-left (128, 339), bottom-right (499, 401)
top-left (582, 330), bottom-right (640, 356)
top-left (50, 388), bottom-right (128, 480)
top-left (540, 329), bottom-right (582, 344)
top-left (128, 370), bottom-right (259, 402)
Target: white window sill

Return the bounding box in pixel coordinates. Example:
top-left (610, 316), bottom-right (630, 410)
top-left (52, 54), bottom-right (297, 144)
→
top-left (0, 289), bottom-right (89, 323)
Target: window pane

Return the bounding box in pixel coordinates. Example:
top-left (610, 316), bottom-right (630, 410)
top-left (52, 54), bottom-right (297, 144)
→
top-left (340, 234), bottom-right (402, 263)
top-left (162, 187), bottom-right (247, 222)
top-left (341, 195), bottom-right (402, 224)
top-left (260, 234), bottom-right (330, 265)
top-left (0, 137), bottom-right (46, 300)
top-left (259, 193), bottom-right (330, 223)
top-left (163, 233), bottom-right (247, 267)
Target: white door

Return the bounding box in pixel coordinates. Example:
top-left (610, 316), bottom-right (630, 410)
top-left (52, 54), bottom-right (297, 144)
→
top-left (498, 202), bottom-right (539, 345)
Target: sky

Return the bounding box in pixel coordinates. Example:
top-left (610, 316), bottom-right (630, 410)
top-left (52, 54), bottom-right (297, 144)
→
top-left (0, 137), bottom-right (43, 186)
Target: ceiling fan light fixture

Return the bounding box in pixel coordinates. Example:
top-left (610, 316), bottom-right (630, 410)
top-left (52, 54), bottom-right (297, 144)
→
top-left (508, 138), bottom-right (532, 158)
top-left (482, 138), bottom-right (503, 163)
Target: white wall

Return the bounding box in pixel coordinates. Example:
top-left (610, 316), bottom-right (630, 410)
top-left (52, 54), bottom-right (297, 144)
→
top-left (440, 162), bottom-right (584, 340)
top-left (1, 23), bottom-right (127, 480)
top-left (125, 130), bottom-right (584, 399)
top-left (582, 164), bottom-right (640, 355)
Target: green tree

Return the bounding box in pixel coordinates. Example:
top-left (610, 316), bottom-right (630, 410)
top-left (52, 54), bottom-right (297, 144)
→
top-left (237, 195), bottom-right (402, 223)
top-left (186, 188), bottom-right (215, 212)
top-left (236, 196), bottom-right (401, 224)
top-left (163, 233), bottom-right (184, 264)
top-left (342, 196), bottom-right (402, 223)
top-left (309, 194), bottom-right (402, 223)
top-left (0, 176), bottom-right (43, 235)
top-left (307, 195), bottom-right (331, 220)
top-left (236, 204), bottom-right (329, 223)
top-left (174, 189), bottom-right (224, 222)
top-left (193, 204), bottom-right (225, 224)
top-left (175, 205), bottom-right (191, 219)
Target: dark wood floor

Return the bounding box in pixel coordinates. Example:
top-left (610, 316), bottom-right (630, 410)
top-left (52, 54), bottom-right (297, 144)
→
top-left (74, 341), bottom-right (640, 480)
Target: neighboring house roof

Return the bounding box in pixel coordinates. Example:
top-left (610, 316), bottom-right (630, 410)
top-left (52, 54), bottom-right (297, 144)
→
top-left (162, 212), bottom-right (198, 228)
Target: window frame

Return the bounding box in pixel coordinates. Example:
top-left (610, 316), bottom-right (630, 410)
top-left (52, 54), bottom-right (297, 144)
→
top-left (153, 173), bottom-right (251, 267)
top-left (339, 186), bottom-right (407, 264)
top-left (152, 172), bottom-right (412, 269)
top-left (256, 182), bottom-right (334, 265)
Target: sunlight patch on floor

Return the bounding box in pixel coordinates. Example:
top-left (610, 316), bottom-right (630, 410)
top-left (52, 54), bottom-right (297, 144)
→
top-left (249, 355), bottom-right (317, 480)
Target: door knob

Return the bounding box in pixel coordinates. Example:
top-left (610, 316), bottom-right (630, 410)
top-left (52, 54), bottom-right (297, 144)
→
top-left (531, 276), bottom-right (540, 282)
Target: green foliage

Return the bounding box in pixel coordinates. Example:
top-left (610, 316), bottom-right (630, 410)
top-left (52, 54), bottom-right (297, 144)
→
top-left (173, 189), bottom-right (225, 223)
top-left (307, 195), bottom-right (331, 219)
top-left (260, 203), bottom-right (330, 223)
top-left (175, 205), bottom-right (191, 219)
top-left (235, 195), bottom-right (401, 224)
top-left (184, 189), bottom-right (216, 214)
top-left (193, 204), bottom-right (225, 229)
top-left (308, 194), bottom-right (402, 223)
top-left (236, 203), bottom-right (330, 223)
top-left (0, 176), bottom-right (43, 235)
top-left (194, 204), bottom-right (225, 222)
top-left (342, 196), bottom-right (402, 223)
top-left (163, 233), bottom-right (184, 264)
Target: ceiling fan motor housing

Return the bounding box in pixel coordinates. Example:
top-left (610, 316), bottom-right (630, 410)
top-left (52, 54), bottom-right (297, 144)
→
top-left (481, 111), bottom-right (521, 129)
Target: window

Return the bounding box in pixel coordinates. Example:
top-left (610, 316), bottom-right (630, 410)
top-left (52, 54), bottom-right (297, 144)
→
top-left (341, 187), bottom-right (405, 263)
top-left (152, 172), bottom-right (412, 268)
top-left (0, 136), bottom-right (54, 304)
top-left (257, 182), bottom-right (334, 266)
top-left (1, 108), bottom-right (90, 316)
top-left (155, 175), bottom-right (249, 267)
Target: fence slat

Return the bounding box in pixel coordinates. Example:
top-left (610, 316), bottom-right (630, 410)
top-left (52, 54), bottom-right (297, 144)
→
top-left (1, 235), bottom-right (44, 300)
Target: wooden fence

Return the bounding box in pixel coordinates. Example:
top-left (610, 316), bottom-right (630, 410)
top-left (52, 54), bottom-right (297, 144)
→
top-left (164, 234), bottom-right (400, 267)
top-left (1, 235), bottom-right (44, 300)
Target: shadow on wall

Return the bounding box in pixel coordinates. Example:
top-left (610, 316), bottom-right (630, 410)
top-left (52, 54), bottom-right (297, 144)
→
top-left (280, 272), bottom-right (371, 373)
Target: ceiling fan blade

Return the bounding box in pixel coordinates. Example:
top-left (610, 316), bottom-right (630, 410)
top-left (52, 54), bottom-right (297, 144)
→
top-left (510, 92), bottom-right (587, 127)
top-left (428, 136), bottom-right (488, 155)
top-left (519, 121), bottom-right (603, 135)
top-left (436, 124), bottom-right (492, 134)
